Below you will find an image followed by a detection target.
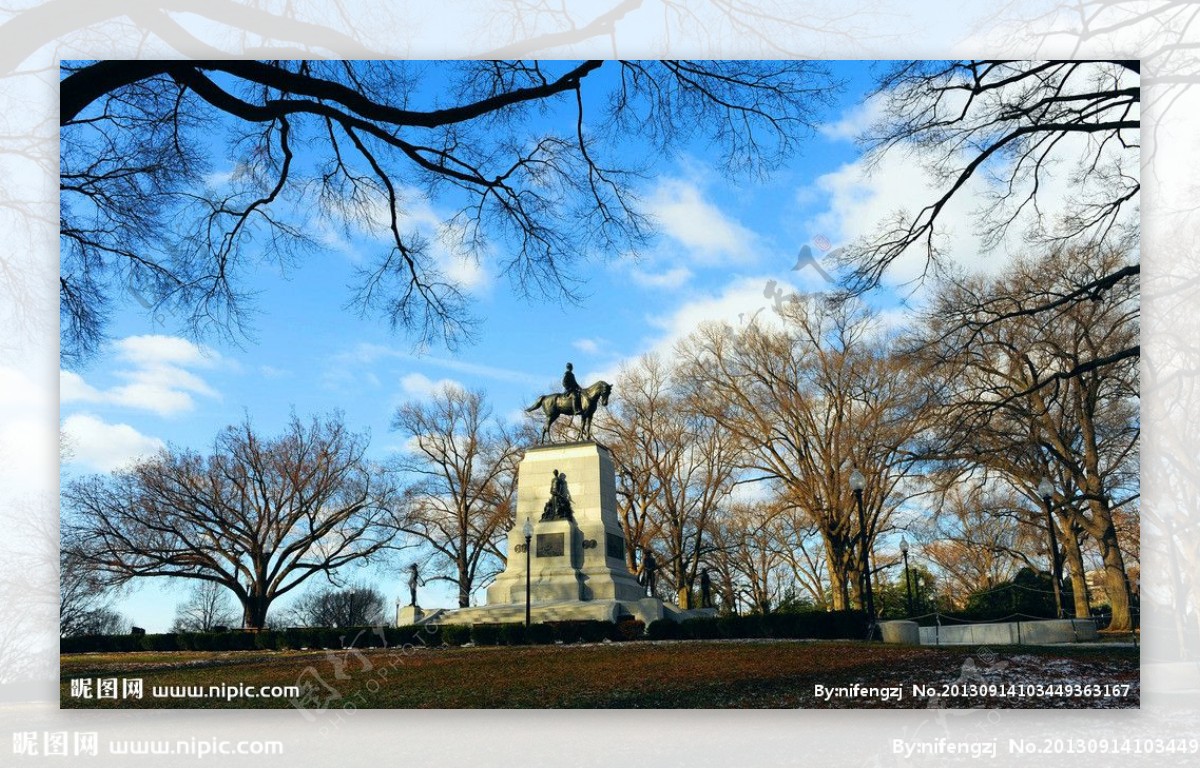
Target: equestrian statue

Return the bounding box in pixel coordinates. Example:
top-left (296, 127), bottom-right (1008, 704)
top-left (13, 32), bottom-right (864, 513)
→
top-left (525, 362), bottom-right (612, 443)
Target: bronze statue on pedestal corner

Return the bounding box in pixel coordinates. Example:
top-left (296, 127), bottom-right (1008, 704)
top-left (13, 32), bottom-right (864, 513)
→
top-left (408, 563), bottom-right (420, 607)
top-left (540, 468), bottom-right (574, 521)
top-left (637, 549), bottom-right (658, 596)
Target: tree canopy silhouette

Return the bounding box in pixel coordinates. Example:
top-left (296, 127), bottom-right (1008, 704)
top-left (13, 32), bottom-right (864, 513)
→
top-left (59, 59), bottom-right (837, 363)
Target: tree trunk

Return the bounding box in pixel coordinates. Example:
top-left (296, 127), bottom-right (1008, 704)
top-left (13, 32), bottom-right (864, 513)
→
top-left (1074, 490), bottom-right (1134, 632)
top-left (458, 559), bottom-right (471, 608)
top-left (241, 594), bottom-right (270, 630)
top-left (824, 548), bottom-right (849, 610)
top-left (1058, 517), bottom-right (1091, 619)
top-left (1098, 522), bottom-right (1134, 632)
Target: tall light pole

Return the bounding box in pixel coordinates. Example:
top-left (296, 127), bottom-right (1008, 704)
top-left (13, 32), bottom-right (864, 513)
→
top-left (523, 518), bottom-right (534, 628)
top-left (900, 536), bottom-right (913, 617)
top-left (849, 469), bottom-right (876, 633)
top-left (1037, 477), bottom-right (1064, 619)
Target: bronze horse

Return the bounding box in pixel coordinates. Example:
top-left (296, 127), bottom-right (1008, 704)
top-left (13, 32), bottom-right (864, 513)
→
top-left (525, 380), bottom-right (612, 443)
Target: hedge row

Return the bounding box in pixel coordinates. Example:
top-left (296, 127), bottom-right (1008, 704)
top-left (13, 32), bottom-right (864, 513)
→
top-left (60, 619), bottom-right (647, 654)
top-left (61, 611), bottom-right (864, 654)
top-left (646, 610), bottom-right (868, 641)
top-left (60, 626), bottom-right (409, 654)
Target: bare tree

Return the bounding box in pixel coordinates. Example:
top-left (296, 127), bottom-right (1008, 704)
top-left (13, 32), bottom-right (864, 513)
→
top-left (840, 60), bottom-right (1139, 384)
top-left (285, 582), bottom-right (387, 628)
top-left (63, 413), bottom-right (395, 630)
top-left (597, 353), bottom-right (739, 601)
top-left (916, 244), bottom-right (1139, 630)
top-left (677, 298), bottom-right (931, 611)
top-left (771, 503), bottom-right (831, 609)
top-left (389, 384), bottom-right (521, 608)
top-left (916, 485), bottom-right (1032, 607)
top-left (709, 500), bottom-right (791, 614)
top-left (171, 580), bottom-right (237, 632)
top-left (59, 60), bottom-right (837, 363)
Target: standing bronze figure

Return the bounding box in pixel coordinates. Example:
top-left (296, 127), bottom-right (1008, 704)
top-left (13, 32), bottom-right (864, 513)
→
top-left (637, 550), bottom-right (658, 596)
top-left (541, 469), bottom-right (574, 521)
top-left (699, 568), bottom-right (713, 609)
top-left (408, 563), bottom-right (419, 607)
top-left (524, 380), bottom-right (612, 443)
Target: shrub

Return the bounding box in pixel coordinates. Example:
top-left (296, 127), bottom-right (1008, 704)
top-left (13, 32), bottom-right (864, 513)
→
top-left (526, 624), bottom-right (556, 645)
top-left (824, 610), bottom-right (869, 639)
top-left (499, 624), bottom-right (527, 645)
top-left (389, 624), bottom-right (441, 648)
top-left (721, 614), bottom-right (766, 639)
top-left (471, 623), bottom-right (503, 646)
top-left (414, 624), bottom-right (444, 647)
top-left (613, 619), bottom-right (645, 641)
top-left (580, 620), bottom-right (614, 643)
top-left (274, 627), bottom-right (308, 650)
top-left (441, 624), bottom-right (471, 646)
top-left (545, 621), bottom-right (578, 644)
top-left (960, 567), bottom-right (1063, 621)
top-left (645, 619), bottom-right (680, 640)
top-left (545, 620), bottom-right (614, 644)
top-left (140, 633), bottom-right (179, 652)
top-left (681, 617), bottom-right (720, 640)
top-left (171, 631), bottom-right (255, 651)
top-left (60, 634), bottom-right (135, 653)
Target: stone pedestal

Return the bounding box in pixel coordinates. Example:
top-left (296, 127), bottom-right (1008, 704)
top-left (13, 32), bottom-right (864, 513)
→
top-left (396, 605), bottom-right (424, 627)
top-left (486, 442), bottom-right (644, 607)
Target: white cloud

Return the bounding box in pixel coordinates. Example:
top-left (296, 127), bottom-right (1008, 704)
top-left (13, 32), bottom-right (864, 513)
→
top-left (61, 335), bottom-right (220, 417)
top-left (61, 413), bottom-right (165, 472)
top-left (808, 69), bottom-right (1135, 294)
top-left (818, 92), bottom-right (886, 142)
top-left (116, 334), bottom-right (214, 368)
top-left (399, 372), bottom-right (464, 399)
top-left (646, 179), bottom-right (756, 266)
top-left (60, 370), bottom-right (101, 403)
top-left (503, 407), bottom-right (537, 427)
top-left (336, 185), bottom-right (493, 293)
top-left (629, 266), bottom-right (693, 290)
top-left (591, 275), bottom-right (799, 386)
top-left (572, 338), bottom-right (601, 355)
top-left (809, 150), bottom-right (1005, 290)
top-left (645, 276), bottom-right (792, 349)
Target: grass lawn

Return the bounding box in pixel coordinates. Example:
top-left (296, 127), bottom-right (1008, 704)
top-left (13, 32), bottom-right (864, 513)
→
top-left (60, 639), bottom-right (1139, 709)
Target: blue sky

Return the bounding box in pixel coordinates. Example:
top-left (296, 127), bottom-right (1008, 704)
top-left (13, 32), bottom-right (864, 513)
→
top-left (59, 60), bottom-right (1016, 630)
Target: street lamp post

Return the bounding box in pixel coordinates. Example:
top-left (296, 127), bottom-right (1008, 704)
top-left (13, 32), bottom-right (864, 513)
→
top-left (523, 518), bottom-right (533, 628)
top-left (1037, 477), bottom-right (1064, 619)
top-left (900, 536), bottom-right (914, 617)
top-left (849, 469), bottom-right (876, 635)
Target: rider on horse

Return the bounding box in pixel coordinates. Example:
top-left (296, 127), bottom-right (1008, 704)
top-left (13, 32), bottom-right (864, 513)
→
top-left (563, 362), bottom-right (582, 415)
top-left (525, 374), bottom-right (612, 444)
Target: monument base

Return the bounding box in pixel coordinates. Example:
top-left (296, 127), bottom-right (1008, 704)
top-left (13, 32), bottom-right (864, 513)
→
top-left (435, 596), bottom-right (716, 627)
top-left (418, 441), bottom-right (717, 629)
top-left (396, 605), bottom-right (424, 627)
top-left (486, 442), bottom-right (645, 606)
